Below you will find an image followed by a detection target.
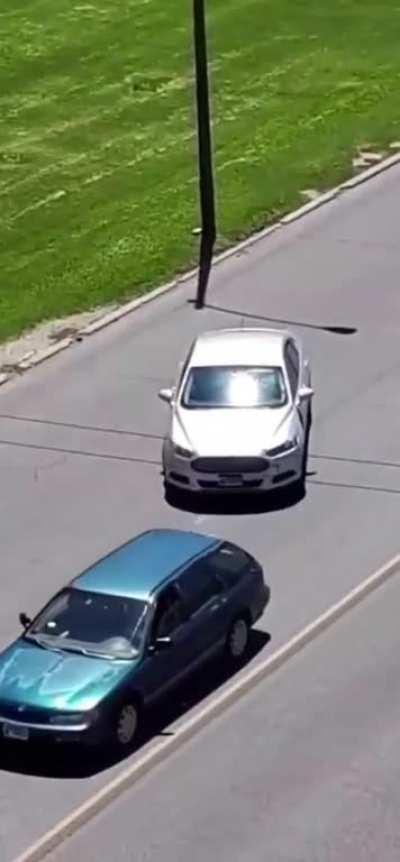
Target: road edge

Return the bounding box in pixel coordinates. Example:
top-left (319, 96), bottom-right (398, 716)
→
top-left (14, 550), bottom-right (400, 862)
top-left (1, 150), bottom-right (400, 387)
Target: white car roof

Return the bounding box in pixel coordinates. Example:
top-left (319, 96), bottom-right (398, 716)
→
top-left (190, 328), bottom-right (292, 368)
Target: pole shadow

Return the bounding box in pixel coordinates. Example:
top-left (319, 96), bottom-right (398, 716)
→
top-left (188, 300), bottom-right (357, 336)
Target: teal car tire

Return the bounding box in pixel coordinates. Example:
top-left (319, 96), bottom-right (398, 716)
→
top-left (225, 616), bottom-right (250, 662)
top-left (112, 700), bottom-right (140, 750)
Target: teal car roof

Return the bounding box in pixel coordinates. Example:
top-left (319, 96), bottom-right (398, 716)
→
top-left (73, 529), bottom-right (220, 600)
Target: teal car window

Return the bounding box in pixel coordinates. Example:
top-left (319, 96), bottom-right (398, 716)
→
top-left (178, 564), bottom-right (222, 616)
top-left (206, 543), bottom-right (250, 589)
top-left (28, 588), bottom-right (149, 659)
top-left (153, 584), bottom-right (185, 638)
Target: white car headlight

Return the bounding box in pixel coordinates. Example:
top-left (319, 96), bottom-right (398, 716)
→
top-left (173, 443), bottom-right (194, 459)
top-left (265, 437), bottom-right (298, 457)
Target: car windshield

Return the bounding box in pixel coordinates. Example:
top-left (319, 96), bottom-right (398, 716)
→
top-left (182, 366), bottom-right (287, 409)
top-left (26, 588), bottom-right (149, 660)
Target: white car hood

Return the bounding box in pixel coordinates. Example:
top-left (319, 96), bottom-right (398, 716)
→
top-left (174, 405), bottom-right (294, 456)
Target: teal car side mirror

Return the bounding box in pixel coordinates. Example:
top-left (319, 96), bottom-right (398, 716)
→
top-left (19, 612), bottom-right (31, 629)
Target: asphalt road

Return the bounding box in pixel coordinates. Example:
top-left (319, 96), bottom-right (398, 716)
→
top-left (51, 564), bottom-right (400, 862)
top-left (1, 164), bottom-right (400, 861)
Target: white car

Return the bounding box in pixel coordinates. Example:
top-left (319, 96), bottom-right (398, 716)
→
top-left (158, 328), bottom-right (313, 495)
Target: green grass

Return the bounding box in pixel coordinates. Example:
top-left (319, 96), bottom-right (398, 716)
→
top-left (1, 0), bottom-right (400, 341)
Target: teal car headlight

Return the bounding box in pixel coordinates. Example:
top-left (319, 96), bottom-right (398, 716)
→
top-left (49, 709), bottom-right (99, 727)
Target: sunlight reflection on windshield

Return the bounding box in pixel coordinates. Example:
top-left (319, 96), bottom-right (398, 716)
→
top-left (227, 373), bottom-right (259, 406)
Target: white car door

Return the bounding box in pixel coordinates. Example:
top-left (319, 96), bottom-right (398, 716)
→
top-left (284, 339), bottom-right (310, 434)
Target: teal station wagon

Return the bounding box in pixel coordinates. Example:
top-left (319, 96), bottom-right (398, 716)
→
top-left (0, 530), bottom-right (270, 750)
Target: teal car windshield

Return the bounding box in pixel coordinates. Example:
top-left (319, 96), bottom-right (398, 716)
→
top-left (26, 588), bottom-right (149, 660)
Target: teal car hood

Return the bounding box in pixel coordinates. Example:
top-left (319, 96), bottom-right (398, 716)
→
top-left (0, 639), bottom-right (137, 712)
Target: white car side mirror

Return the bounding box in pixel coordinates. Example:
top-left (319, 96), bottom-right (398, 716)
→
top-left (158, 387), bottom-right (174, 405)
top-left (297, 385), bottom-right (314, 403)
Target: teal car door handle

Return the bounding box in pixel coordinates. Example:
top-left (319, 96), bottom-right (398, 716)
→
top-left (209, 596), bottom-right (226, 612)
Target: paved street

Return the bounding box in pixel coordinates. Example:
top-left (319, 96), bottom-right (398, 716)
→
top-left (51, 569), bottom-right (400, 862)
top-left (0, 164), bottom-right (400, 860)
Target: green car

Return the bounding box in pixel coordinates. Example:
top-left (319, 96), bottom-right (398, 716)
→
top-left (0, 529), bottom-right (270, 751)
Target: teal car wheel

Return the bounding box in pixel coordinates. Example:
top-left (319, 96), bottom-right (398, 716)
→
top-left (113, 700), bottom-right (139, 749)
top-left (225, 616), bottom-right (250, 662)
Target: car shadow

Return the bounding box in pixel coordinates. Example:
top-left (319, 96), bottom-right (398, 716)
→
top-left (0, 630), bottom-right (270, 780)
top-left (164, 482), bottom-right (307, 515)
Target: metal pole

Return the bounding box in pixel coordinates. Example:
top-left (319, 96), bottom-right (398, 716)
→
top-left (193, 0), bottom-right (216, 309)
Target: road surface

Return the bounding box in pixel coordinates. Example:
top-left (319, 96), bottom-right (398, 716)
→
top-left (0, 164), bottom-right (400, 860)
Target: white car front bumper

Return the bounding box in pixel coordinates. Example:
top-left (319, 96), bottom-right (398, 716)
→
top-left (163, 442), bottom-right (303, 493)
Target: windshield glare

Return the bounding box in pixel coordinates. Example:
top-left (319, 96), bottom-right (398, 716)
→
top-left (182, 366), bottom-right (287, 409)
top-left (27, 588), bottom-right (149, 659)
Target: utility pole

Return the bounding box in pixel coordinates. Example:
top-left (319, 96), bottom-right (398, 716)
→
top-left (193, 0), bottom-right (216, 309)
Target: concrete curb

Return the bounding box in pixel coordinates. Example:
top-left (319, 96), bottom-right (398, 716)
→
top-left (280, 188), bottom-right (340, 224)
top-left (340, 151), bottom-right (400, 189)
top-left (19, 338), bottom-right (74, 370)
top-left (79, 279), bottom-right (178, 335)
top-left (14, 551), bottom-right (400, 862)
top-left (2, 150), bottom-right (400, 389)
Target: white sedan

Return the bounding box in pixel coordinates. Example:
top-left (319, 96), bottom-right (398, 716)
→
top-left (158, 327), bottom-right (313, 495)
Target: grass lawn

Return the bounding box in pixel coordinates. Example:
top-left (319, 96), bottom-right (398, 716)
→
top-left (1, 0), bottom-right (400, 342)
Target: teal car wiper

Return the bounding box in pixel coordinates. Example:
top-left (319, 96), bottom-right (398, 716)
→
top-left (54, 642), bottom-right (118, 660)
top-left (25, 634), bottom-right (62, 653)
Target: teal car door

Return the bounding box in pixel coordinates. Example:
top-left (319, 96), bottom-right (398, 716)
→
top-left (176, 560), bottom-right (228, 662)
top-left (138, 582), bottom-right (195, 703)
